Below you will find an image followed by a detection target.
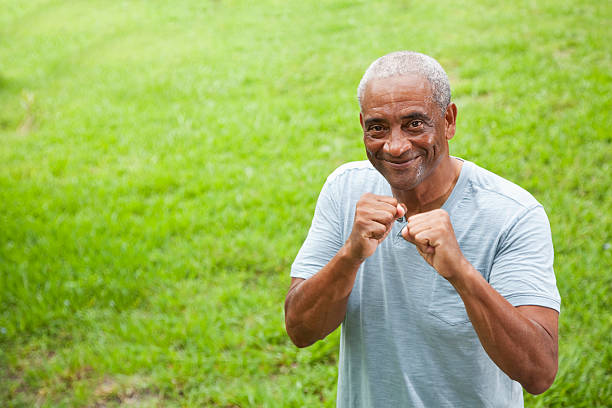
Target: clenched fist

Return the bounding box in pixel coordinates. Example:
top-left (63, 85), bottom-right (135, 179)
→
top-left (401, 209), bottom-right (468, 280)
top-left (345, 193), bottom-right (406, 262)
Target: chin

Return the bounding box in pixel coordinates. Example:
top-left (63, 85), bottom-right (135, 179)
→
top-left (389, 178), bottom-right (422, 191)
top-left (382, 168), bottom-right (426, 191)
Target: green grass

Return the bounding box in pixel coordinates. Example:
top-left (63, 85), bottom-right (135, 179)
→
top-left (1, 0), bottom-right (611, 406)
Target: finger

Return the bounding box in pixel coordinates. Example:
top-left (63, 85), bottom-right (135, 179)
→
top-left (360, 193), bottom-right (398, 207)
top-left (406, 213), bottom-right (431, 227)
top-left (377, 226), bottom-right (393, 243)
top-left (373, 200), bottom-right (400, 218)
top-left (358, 199), bottom-right (397, 215)
top-left (367, 208), bottom-right (396, 225)
top-left (414, 235), bottom-right (436, 255)
top-left (416, 243), bottom-right (435, 255)
top-left (365, 221), bottom-right (390, 240)
top-left (372, 195), bottom-right (399, 206)
top-left (355, 214), bottom-right (391, 233)
top-left (401, 226), bottom-right (435, 254)
top-left (401, 225), bottom-right (415, 243)
top-left (405, 220), bottom-right (433, 238)
top-left (395, 203), bottom-right (406, 219)
top-left (408, 208), bottom-right (448, 224)
top-left (356, 205), bottom-right (397, 227)
top-left (414, 231), bottom-right (438, 248)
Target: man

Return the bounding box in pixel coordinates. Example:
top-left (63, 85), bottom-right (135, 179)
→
top-left (284, 51), bottom-right (560, 407)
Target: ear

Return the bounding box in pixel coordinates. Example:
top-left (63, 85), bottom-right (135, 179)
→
top-left (444, 103), bottom-right (457, 141)
top-left (359, 112), bottom-right (365, 130)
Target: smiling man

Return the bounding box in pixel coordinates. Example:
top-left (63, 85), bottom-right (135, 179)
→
top-left (284, 51), bottom-right (560, 407)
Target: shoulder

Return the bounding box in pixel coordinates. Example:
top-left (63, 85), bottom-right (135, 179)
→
top-left (320, 160), bottom-right (387, 204)
top-left (465, 160), bottom-right (541, 211)
top-left (326, 160), bottom-right (379, 184)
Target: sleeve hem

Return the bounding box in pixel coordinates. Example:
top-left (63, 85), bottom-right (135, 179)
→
top-left (290, 270), bottom-right (315, 280)
top-left (505, 293), bottom-right (561, 313)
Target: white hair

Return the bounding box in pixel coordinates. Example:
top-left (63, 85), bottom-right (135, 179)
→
top-left (357, 51), bottom-right (451, 113)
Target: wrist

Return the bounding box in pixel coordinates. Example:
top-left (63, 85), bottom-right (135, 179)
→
top-left (445, 257), bottom-right (481, 293)
top-left (339, 242), bottom-right (366, 267)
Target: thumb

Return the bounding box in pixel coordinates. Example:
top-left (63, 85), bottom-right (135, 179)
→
top-left (401, 227), bottom-right (435, 254)
top-left (401, 225), bottom-right (412, 242)
top-left (417, 242), bottom-right (435, 254)
top-left (396, 203), bottom-right (407, 219)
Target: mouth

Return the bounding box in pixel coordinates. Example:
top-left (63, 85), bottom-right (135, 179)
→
top-left (383, 156), bottom-right (421, 169)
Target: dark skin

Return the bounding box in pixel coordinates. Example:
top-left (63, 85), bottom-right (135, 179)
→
top-left (285, 74), bottom-right (558, 394)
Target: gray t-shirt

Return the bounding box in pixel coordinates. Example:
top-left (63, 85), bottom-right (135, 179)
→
top-left (291, 158), bottom-right (560, 407)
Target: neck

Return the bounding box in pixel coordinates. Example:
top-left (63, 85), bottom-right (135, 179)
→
top-left (392, 156), bottom-right (462, 217)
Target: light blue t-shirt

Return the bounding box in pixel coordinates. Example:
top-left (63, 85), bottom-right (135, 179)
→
top-left (291, 158), bottom-right (560, 408)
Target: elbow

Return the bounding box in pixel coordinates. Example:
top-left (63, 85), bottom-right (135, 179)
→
top-left (284, 291), bottom-right (321, 348)
top-left (523, 379), bottom-right (553, 395)
top-left (522, 364), bottom-right (558, 395)
top-left (285, 326), bottom-right (318, 348)
top-left (289, 334), bottom-right (317, 348)
top-left (285, 315), bottom-right (319, 348)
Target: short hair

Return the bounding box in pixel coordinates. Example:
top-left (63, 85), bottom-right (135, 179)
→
top-left (357, 51), bottom-right (451, 113)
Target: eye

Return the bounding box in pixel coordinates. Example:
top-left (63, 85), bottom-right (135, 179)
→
top-left (368, 124), bottom-right (384, 132)
top-left (408, 120), bottom-right (423, 128)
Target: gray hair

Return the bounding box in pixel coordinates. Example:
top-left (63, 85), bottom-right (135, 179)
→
top-left (357, 51), bottom-right (451, 113)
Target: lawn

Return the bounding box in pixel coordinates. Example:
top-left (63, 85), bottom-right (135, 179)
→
top-left (0, 0), bottom-right (610, 406)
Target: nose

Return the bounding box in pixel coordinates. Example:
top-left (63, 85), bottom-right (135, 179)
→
top-left (383, 125), bottom-right (411, 157)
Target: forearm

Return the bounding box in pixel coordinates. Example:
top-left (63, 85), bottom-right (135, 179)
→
top-left (285, 245), bottom-right (362, 347)
top-left (448, 260), bottom-right (558, 394)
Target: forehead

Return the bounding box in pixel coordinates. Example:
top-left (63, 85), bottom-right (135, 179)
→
top-left (361, 74), bottom-right (434, 112)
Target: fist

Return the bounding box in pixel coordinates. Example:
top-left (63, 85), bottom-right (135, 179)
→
top-left (401, 209), bottom-right (466, 279)
top-left (345, 193), bottom-right (406, 261)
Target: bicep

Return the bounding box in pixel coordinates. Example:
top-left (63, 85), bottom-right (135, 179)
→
top-left (288, 277), bottom-right (305, 295)
top-left (516, 305), bottom-right (559, 345)
top-left (291, 180), bottom-right (344, 280)
top-left (489, 206), bottom-right (561, 311)
top-left (285, 277), bottom-right (305, 312)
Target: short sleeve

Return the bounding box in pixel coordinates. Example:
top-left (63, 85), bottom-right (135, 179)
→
top-left (290, 179), bottom-right (344, 280)
top-left (489, 205), bottom-right (561, 312)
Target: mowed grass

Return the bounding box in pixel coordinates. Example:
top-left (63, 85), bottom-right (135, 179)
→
top-left (0, 0), bottom-right (610, 406)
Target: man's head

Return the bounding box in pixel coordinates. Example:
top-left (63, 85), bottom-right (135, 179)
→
top-left (358, 51), bottom-right (457, 192)
top-left (357, 51), bottom-right (451, 114)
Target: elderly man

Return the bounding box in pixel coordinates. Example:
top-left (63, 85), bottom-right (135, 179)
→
top-left (284, 51), bottom-right (560, 407)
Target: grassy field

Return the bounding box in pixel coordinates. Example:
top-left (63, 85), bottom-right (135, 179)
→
top-left (1, 0), bottom-right (610, 406)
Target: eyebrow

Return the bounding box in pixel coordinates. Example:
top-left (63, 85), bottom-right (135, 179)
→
top-left (364, 117), bottom-right (387, 127)
top-left (364, 112), bottom-right (433, 127)
top-left (401, 112), bottom-right (433, 124)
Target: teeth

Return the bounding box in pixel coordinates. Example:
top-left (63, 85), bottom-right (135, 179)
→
top-left (388, 156), bottom-right (418, 164)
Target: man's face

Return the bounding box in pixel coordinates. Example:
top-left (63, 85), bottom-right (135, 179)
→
top-left (360, 74), bottom-right (455, 191)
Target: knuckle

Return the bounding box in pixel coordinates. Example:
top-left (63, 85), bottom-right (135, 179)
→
top-left (358, 193), bottom-right (372, 203)
top-left (381, 211), bottom-right (393, 222)
top-left (362, 193), bottom-right (375, 201)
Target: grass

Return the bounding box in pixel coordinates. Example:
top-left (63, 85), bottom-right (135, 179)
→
top-left (0, 0), bottom-right (611, 406)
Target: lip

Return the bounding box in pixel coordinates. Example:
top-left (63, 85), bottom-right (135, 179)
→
top-left (384, 156), bottom-right (421, 169)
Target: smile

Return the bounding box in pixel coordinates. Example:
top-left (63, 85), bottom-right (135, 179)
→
top-left (384, 156), bottom-right (421, 169)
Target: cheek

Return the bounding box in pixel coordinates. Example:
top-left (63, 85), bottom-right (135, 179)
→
top-left (428, 134), bottom-right (448, 159)
top-left (364, 137), bottom-right (385, 153)
top-left (413, 134), bottom-right (436, 153)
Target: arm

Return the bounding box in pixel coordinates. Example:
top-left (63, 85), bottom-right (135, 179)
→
top-left (403, 209), bottom-right (558, 394)
top-left (447, 260), bottom-right (558, 394)
top-left (285, 193), bottom-right (405, 348)
top-left (284, 249), bottom-right (361, 348)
